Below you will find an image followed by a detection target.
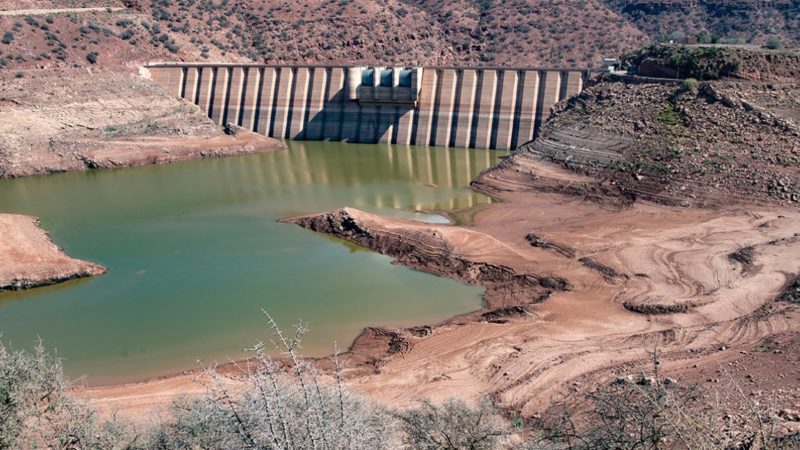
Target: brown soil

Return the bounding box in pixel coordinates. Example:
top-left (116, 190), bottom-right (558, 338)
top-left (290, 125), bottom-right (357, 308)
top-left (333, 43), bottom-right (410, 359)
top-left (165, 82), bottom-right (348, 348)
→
top-left (0, 214), bottom-right (106, 291)
top-left (0, 68), bottom-right (284, 177)
top-left (282, 162), bottom-right (800, 417)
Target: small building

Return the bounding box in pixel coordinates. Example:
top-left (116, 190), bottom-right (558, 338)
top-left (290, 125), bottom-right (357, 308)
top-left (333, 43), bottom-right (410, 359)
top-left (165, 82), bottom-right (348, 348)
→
top-left (600, 58), bottom-right (621, 73)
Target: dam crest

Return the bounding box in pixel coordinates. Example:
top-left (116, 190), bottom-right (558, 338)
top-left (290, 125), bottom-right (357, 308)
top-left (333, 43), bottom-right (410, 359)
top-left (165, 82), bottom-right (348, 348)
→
top-left (145, 64), bottom-right (588, 150)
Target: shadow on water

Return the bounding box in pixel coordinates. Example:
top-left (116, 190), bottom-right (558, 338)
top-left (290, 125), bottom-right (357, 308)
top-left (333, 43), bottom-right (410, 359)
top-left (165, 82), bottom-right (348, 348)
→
top-left (0, 142), bottom-right (507, 385)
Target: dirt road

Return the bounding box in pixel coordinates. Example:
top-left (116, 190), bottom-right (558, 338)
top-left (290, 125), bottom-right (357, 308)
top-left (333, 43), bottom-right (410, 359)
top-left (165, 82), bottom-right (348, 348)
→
top-left (0, 7), bottom-right (125, 15)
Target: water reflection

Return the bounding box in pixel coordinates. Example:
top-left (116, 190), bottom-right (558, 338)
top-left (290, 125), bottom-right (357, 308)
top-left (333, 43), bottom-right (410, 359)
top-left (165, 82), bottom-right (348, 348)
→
top-left (195, 141), bottom-right (503, 214)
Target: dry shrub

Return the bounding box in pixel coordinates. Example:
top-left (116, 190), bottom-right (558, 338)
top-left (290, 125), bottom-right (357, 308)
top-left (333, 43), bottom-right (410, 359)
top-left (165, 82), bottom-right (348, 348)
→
top-left (521, 351), bottom-right (798, 450)
top-left (394, 397), bottom-right (508, 449)
top-left (0, 340), bottom-right (134, 449)
top-left (147, 312), bottom-right (400, 449)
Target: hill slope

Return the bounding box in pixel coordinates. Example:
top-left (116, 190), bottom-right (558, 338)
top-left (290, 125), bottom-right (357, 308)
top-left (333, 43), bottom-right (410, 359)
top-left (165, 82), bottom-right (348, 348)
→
top-left (1, 1), bottom-right (798, 71)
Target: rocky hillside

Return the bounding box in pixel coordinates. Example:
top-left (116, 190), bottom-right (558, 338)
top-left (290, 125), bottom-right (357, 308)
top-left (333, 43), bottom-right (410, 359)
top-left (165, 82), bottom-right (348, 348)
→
top-left (2, 0), bottom-right (798, 72)
top-left (605, 0), bottom-right (800, 47)
top-left (0, 0), bottom-right (648, 70)
top-left (621, 45), bottom-right (800, 82)
top-left (506, 47), bottom-right (800, 208)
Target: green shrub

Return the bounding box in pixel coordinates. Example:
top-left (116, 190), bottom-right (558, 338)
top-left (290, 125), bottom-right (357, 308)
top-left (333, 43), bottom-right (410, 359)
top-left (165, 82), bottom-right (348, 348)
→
top-left (766, 37), bottom-right (782, 50)
top-left (682, 77), bottom-right (698, 91)
top-left (86, 51), bottom-right (99, 64)
top-left (1, 32), bottom-right (13, 45)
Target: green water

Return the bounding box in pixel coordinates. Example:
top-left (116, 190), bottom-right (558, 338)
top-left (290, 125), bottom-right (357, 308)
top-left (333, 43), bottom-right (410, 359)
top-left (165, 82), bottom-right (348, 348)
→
top-left (0, 141), bottom-right (504, 385)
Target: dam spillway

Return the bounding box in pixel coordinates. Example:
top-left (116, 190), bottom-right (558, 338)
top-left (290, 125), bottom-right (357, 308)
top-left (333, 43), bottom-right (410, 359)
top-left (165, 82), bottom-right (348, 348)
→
top-left (145, 64), bottom-right (589, 150)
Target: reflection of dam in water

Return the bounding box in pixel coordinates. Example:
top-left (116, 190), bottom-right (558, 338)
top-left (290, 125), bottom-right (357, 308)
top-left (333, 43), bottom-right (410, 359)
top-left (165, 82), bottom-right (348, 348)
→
top-left (223, 141), bottom-right (505, 213)
top-left (145, 64), bottom-right (588, 150)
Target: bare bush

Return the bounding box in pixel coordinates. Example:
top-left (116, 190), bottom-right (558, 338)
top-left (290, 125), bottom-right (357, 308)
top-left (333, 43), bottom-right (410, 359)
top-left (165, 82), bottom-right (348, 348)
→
top-left (148, 313), bottom-right (401, 449)
top-left (521, 351), bottom-right (792, 450)
top-left (395, 397), bottom-right (508, 449)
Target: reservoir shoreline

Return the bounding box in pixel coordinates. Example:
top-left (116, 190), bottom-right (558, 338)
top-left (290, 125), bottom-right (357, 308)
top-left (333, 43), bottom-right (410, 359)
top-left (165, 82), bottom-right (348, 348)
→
top-left (84, 149), bottom-right (800, 422)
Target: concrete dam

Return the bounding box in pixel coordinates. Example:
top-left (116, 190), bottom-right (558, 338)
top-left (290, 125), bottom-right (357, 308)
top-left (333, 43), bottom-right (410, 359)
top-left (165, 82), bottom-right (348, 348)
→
top-left (145, 64), bottom-right (589, 150)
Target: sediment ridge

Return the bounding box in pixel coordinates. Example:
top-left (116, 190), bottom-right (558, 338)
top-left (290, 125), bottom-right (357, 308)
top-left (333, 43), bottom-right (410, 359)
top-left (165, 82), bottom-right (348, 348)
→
top-left (279, 207), bottom-right (570, 309)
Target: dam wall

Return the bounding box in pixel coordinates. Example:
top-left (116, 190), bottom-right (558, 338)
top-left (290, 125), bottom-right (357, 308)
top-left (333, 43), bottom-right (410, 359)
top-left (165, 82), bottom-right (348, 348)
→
top-left (145, 63), bottom-right (589, 150)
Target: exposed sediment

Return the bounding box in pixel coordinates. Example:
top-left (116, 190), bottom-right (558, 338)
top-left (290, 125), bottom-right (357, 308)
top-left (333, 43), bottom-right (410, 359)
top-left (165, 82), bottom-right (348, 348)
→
top-left (279, 207), bottom-right (570, 308)
top-left (0, 214), bottom-right (106, 291)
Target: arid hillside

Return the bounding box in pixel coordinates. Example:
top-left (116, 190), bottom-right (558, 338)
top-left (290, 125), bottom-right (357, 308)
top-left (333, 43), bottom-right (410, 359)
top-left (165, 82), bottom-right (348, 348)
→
top-left (1, 0), bottom-right (797, 72)
top-left (499, 46), bottom-right (800, 208)
top-left (605, 0), bottom-right (800, 47)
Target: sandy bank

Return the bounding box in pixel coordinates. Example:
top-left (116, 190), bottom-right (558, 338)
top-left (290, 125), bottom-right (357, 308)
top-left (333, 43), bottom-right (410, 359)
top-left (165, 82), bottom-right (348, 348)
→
top-left (0, 69), bottom-right (285, 178)
top-left (0, 214), bottom-right (106, 291)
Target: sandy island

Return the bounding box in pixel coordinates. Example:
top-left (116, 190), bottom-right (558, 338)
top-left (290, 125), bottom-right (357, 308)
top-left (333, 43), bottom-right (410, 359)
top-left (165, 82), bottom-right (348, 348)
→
top-left (0, 214), bottom-right (106, 291)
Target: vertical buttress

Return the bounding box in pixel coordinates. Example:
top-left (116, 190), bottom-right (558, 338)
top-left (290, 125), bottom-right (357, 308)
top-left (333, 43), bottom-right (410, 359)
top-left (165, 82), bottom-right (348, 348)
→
top-left (210, 67), bottom-right (230, 125)
top-left (304, 67), bottom-right (329, 141)
top-left (255, 68), bottom-right (277, 136)
top-left (452, 69), bottom-right (477, 148)
top-left (413, 69), bottom-right (438, 146)
top-left (433, 69), bottom-right (458, 147)
top-left (493, 70), bottom-right (519, 150)
top-left (340, 68), bottom-right (361, 142)
top-left (473, 69), bottom-right (498, 149)
top-left (395, 107), bottom-right (414, 145)
top-left (563, 70), bottom-right (583, 99)
top-left (289, 67), bottom-right (311, 139)
top-left (224, 67), bottom-right (246, 126)
top-left (534, 70), bottom-right (562, 137)
top-left (196, 67), bottom-right (215, 116)
top-left (183, 66), bottom-right (200, 104)
top-left (377, 105), bottom-right (395, 143)
top-left (272, 67), bottom-right (295, 139)
top-left (514, 70), bottom-right (540, 146)
top-left (323, 67), bottom-right (345, 141)
top-left (240, 67), bottom-right (262, 131)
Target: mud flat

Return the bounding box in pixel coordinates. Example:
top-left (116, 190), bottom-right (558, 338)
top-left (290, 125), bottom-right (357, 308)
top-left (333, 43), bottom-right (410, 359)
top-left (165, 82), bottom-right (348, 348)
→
top-left (279, 208), bottom-right (570, 309)
top-left (0, 214), bottom-right (106, 291)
